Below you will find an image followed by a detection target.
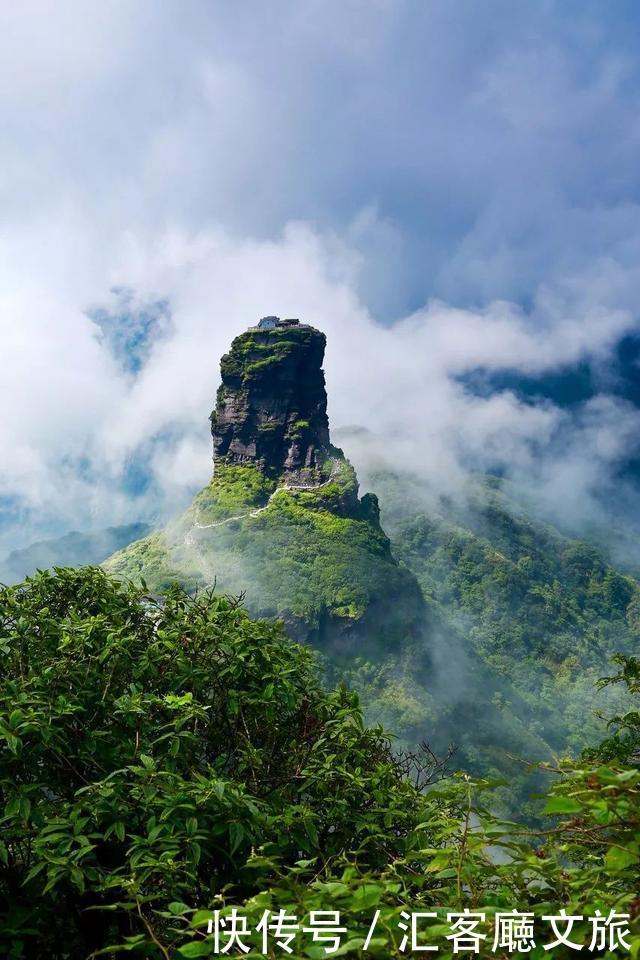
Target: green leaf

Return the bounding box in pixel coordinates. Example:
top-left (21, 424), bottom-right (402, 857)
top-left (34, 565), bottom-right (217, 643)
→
top-left (212, 781), bottom-right (225, 800)
top-left (177, 943), bottom-right (212, 957)
top-left (352, 884), bottom-right (383, 910)
top-left (543, 797), bottom-right (582, 815)
top-left (191, 910), bottom-right (215, 927)
top-left (605, 846), bottom-right (639, 872)
top-left (229, 822), bottom-right (244, 854)
top-left (169, 902), bottom-right (191, 916)
top-left (4, 796), bottom-right (20, 818)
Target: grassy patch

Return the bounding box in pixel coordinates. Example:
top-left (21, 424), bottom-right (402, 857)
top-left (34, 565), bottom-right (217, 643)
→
top-left (104, 457), bottom-right (423, 645)
top-left (192, 464), bottom-right (276, 524)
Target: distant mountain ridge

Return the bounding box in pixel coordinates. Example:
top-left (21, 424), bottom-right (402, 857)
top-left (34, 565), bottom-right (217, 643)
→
top-left (340, 466), bottom-right (639, 814)
top-left (1, 523), bottom-right (151, 584)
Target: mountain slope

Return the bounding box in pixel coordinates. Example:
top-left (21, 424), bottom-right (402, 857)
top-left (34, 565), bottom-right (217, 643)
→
top-left (106, 322), bottom-right (425, 652)
top-left (342, 467), bottom-right (640, 811)
top-left (105, 321), bottom-right (639, 816)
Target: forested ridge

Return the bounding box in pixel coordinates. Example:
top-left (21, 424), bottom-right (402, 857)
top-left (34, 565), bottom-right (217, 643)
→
top-left (340, 471), bottom-right (640, 817)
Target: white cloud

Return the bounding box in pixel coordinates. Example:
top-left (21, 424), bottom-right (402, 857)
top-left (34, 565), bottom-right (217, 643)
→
top-left (1, 216), bottom-right (639, 553)
top-left (1, 2), bottom-right (640, 551)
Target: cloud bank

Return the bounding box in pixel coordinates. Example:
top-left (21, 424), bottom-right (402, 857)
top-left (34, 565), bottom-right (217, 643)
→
top-left (1, 1), bottom-right (640, 551)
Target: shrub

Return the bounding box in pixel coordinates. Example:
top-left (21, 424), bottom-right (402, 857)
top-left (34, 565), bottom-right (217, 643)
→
top-left (0, 568), bottom-right (432, 957)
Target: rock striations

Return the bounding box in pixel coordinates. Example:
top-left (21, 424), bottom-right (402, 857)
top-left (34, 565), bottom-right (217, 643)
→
top-left (211, 323), bottom-right (331, 480)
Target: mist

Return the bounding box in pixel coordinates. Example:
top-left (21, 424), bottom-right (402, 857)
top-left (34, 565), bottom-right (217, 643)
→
top-left (2, 2), bottom-right (640, 560)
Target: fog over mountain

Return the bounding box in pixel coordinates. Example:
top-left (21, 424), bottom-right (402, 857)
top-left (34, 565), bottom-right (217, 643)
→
top-left (2, 1), bottom-right (640, 554)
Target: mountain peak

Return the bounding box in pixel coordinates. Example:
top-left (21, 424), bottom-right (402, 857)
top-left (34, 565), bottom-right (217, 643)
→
top-left (210, 320), bottom-right (331, 480)
top-left (106, 319), bottom-right (427, 652)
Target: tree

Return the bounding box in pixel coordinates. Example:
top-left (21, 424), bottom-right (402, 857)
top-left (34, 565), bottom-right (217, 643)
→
top-left (1, 567), bottom-right (638, 959)
top-left (0, 568), bottom-right (436, 958)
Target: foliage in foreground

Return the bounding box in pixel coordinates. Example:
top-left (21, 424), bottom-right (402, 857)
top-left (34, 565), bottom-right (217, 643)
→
top-left (0, 568), bottom-right (638, 958)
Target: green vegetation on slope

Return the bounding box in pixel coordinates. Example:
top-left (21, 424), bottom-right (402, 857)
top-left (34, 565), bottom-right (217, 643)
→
top-left (1, 568), bottom-right (638, 958)
top-left (394, 487), bottom-right (637, 671)
top-left (192, 464), bottom-right (276, 524)
top-left (106, 463), bottom-right (639, 817)
top-left (105, 461), bottom-right (425, 650)
top-left (339, 470), bottom-right (640, 815)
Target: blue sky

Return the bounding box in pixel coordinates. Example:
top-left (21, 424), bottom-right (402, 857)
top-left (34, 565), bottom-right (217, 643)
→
top-left (1, 1), bottom-right (640, 551)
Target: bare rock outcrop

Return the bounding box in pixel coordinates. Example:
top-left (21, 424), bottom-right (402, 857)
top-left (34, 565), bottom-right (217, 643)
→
top-left (210, 322), bottom-right (331, 481)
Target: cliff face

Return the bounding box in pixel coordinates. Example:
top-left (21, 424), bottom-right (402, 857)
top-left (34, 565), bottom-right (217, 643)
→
top-left (106, 319), bottom-right (428, 656)
top-left (210, 325), bottom-right (331, 480)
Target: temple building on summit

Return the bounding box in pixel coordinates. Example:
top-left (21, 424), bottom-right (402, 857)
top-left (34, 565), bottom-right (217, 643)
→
top-left (255, 316), bottom-right (301, 330)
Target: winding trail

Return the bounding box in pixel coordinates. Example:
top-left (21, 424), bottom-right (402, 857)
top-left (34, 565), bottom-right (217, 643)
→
top-left (184, 457), bottom-right (341, 546)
